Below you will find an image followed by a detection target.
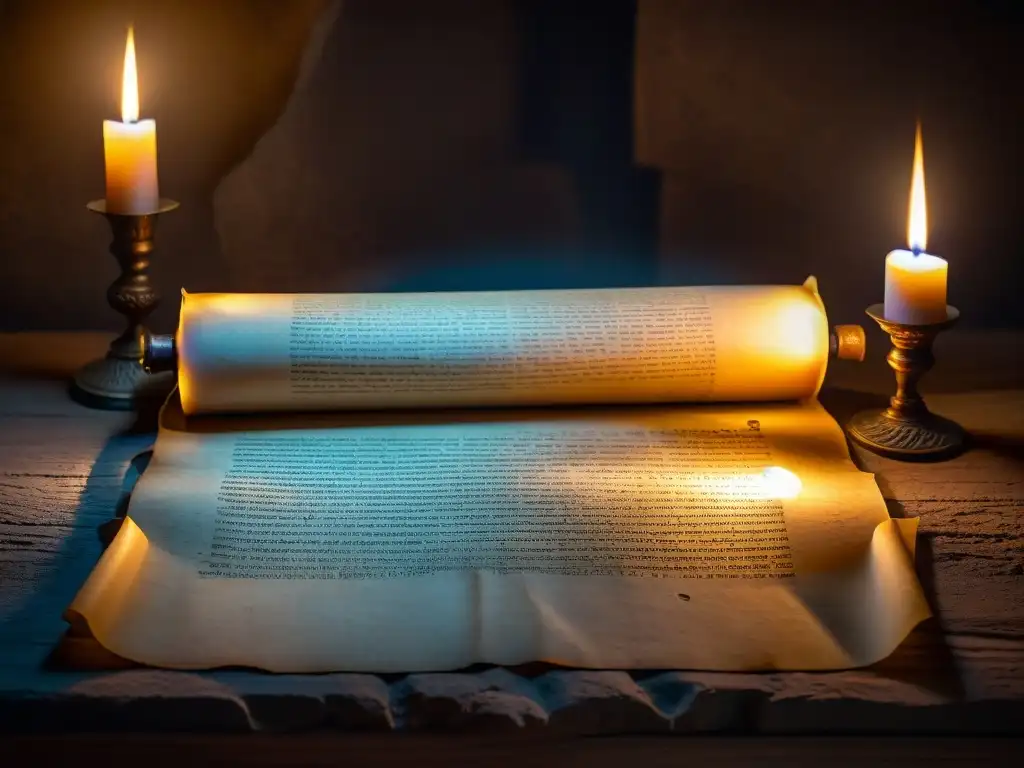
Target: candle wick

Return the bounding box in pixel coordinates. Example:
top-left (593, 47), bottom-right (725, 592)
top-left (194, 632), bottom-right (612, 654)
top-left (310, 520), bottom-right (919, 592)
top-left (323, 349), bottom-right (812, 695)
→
top-left (911, 246), bottom-right (922, 257)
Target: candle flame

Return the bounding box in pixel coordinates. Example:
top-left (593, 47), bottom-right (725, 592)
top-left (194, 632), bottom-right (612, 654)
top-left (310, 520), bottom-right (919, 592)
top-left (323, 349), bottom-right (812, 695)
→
top-left (121, 26), bottom-right (139, 123)
top-left (907, 122), bottom-right (927, 253)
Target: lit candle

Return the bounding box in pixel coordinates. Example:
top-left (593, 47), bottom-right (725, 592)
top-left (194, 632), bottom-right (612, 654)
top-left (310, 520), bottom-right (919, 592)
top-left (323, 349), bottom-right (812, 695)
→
top-left (883, 124), bottom-right (948, 324)
top-left (103, 27), bottom-right (159, 214)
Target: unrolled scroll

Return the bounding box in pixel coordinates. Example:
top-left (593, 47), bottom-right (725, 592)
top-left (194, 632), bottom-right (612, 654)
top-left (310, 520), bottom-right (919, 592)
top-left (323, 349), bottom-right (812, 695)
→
top-left (64, 277), bottom-right (932, 674)
top-left (177, 280), bottom-right (829, 415)
top-left (67, 397), bottom-right (930, 672)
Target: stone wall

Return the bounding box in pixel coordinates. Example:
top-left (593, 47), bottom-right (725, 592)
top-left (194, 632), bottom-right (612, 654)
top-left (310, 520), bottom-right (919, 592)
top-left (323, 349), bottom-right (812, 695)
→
top-left (0, 0), bottom-right (1019, 332)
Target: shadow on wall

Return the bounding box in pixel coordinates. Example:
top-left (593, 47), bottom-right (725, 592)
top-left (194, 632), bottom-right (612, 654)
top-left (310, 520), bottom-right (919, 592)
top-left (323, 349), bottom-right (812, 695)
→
top-left (214, 0), bottom-right (659, 298)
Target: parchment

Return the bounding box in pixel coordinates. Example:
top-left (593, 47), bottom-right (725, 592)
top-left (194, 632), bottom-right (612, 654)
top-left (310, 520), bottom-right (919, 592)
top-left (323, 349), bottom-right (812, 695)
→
top-left (66, 396), bottom-right (930, 672)
top-left (176, 281), bottom-right (830, 415)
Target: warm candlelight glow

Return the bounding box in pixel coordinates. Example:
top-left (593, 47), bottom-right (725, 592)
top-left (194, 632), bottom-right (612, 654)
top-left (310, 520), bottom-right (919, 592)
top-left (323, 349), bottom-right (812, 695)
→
top-left (762, 466), bottom-right (802, 499)
top-left (121, 26), bottom-right (139, 123)
top-left (907, 122), bottom-right (927, 252)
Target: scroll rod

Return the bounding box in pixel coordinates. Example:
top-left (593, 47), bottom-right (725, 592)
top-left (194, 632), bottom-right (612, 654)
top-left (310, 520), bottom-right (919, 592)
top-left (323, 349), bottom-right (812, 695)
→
top-left (140, 332), bottom-right (176, 373)
top-left (830, 324), bottom-right (867, 362)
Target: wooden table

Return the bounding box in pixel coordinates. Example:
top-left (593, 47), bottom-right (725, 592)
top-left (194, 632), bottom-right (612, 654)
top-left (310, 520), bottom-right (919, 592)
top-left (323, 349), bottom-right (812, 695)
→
top-left (1, 331), bottom-right (1022, 749)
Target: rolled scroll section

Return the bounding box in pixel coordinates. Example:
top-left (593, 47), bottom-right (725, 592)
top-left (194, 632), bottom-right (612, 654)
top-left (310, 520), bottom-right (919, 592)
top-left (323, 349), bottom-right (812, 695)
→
top-left (173, 280), bottom-right (846, 415)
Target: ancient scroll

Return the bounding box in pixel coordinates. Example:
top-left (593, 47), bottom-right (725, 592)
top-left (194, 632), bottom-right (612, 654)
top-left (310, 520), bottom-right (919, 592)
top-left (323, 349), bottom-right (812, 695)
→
top-left (176, 282), bottom-right (828, 414)
top-left (66, 280), bottom-right (930, 672)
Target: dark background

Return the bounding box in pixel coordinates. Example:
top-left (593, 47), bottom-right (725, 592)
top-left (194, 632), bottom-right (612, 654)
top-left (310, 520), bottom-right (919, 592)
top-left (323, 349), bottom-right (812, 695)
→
top-left (0, 0), bottom-right (1020, 333)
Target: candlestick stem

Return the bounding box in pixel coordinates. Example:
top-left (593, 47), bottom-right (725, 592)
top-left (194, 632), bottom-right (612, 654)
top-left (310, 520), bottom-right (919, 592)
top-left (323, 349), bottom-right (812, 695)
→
top-left (846, 304), bottom-right (966, 461)
top-left (71, 199), bottom-right (179, 410)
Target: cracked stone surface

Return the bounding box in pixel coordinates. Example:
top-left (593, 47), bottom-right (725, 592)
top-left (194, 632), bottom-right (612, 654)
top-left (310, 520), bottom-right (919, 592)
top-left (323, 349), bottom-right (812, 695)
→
top-left (4, 667), bottom-right (1023, 734)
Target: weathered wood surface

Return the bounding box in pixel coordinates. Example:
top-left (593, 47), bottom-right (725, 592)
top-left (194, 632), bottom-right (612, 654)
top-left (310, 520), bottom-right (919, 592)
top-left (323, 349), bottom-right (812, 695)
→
top-left (0, 330), bottom-right (1021, 734)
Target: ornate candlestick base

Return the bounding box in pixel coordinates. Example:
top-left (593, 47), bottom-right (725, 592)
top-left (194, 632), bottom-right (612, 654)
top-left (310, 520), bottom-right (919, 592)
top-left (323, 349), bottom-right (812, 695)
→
top-left (846, 304), bottom-right (966, 461)
top-left (70, 199), bottom-right (179, 411)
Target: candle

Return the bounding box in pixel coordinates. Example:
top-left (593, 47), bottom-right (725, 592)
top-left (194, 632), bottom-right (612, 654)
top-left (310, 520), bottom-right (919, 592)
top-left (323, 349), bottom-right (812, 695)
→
top-left (103, 27), bottom-right (159, 214)
top-left (883, 124), bottom-right (948, 324)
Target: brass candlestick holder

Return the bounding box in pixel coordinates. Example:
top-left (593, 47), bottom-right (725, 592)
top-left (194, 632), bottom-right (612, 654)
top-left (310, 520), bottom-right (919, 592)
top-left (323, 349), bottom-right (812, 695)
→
top-left (846, 303), bottom-right (966, 461)
top-left (70, 199), bottom-right (179, 410)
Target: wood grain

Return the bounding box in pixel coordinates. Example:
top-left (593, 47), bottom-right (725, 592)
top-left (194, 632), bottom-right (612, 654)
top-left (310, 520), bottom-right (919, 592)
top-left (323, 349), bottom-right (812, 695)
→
top-left (0, 330), bottom-right (1021, 733)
